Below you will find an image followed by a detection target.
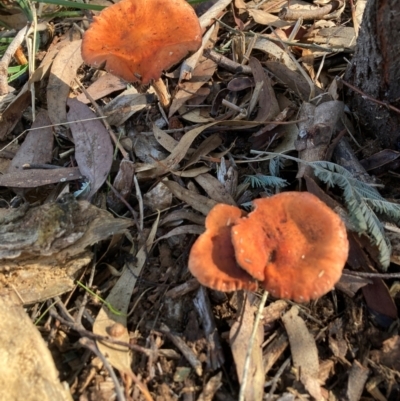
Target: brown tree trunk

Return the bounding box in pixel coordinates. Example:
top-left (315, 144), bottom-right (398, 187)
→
top-left (345, 0), bottom-right (400, 149)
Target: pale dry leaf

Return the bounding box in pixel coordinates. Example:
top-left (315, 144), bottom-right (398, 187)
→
top-left (169, 58), bottom-right (218, 117)
top-left (199, 0), bottom-right (233, 30)
top-left (159, 209), bottom-right (205, 227)
top-left (253, 38), bottom-right (298, 71)
top-left (159, 122), bottom-right (218, 173)
top-left (179, 24), bottom-right (216, 82)
top-left (162, 180), bottom-right (217, 215)
top-left (230, 293), bottom-right (264, 401)
top-left (67, 98), bottom-right (113, 199)
top-left (103, 87), bottom-right (152, 126)
top-left (197, 372), bottom-right (223, 401)
top-left (185, 134), bottom-right (222, 167)
top-left (171, 166), bottom-right (210, 177)
top-left (281, 306), bottom-right (322, 400)
top-left (249, 57), bottom-right (280, 122)
top-left (93, 215), bottom-right (159, 373)
top-left (153, 124), bottom-right (182, 153)
top-left (248, 9), bottom-right (291, 27)
top-left (155, 225), bottom-right (205, 243)
top-left (76, 73), bottom-right (126, 104)
top-left (181, 109), bottom-right (215, 123)
top-left (194, 173), bottom-right (236, 205)
top-left (47, 40), bottom-right (83, 125)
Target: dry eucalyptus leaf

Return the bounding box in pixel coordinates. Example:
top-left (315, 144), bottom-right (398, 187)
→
top-left (153, 122), bottom-right (218, 176)
top-left (47, 40), bottom-right (83, 125)
top-left (169, 58), bottom-right (218, 117)
top-left (159, 210), bottom-right (205, 227)
top-left (185, 134), bottom-right (222, 167)
top-left (253, 38), bottom-right (298, 71)
top-left (67, 98), bottom-right (113, 199)
top-left (76, 73), bottom-right (126, 104)
top-left (93, 215), bottom-right (159, 375)
top-left (0, 195), bottom-right (132, 304)
top-left (103, 87), bottom-right (153, 126)
top-left (8, 110), bottom-right (54, 174)
top-left (0, 295), bottom-right (73, 401)
top-left (194, 173), bottom-right (236, 205)
top-left (0, 167), bottom-right (82, 188)
top-left (162, 180), bottom-right (217, 215)
top-left (249, 57), bottom-right (280, 122)
top-left (281, 306), bottom-right (322, 400)
top-left (229, 293), bottom-right (264, 401)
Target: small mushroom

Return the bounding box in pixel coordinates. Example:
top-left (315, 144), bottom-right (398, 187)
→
top-left (188, 204), bottom-right (258, 292)
top-left (81, 0), bottom-right (202, 108)
top-left (231, 192), bottom-right (349, 302)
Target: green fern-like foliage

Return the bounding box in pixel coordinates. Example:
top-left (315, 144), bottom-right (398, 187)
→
top-left (244, 174), bottom-right (288, 189)
top-left (310, 160), bottom-right (393, 268)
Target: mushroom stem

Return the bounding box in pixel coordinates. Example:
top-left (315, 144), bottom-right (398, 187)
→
top-left (152, 78), bottom-right (171, 109)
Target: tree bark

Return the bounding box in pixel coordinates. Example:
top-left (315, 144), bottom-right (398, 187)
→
top-left (345, 0), bottom-right (400, 149)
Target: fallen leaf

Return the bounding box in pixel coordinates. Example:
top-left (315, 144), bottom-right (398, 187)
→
top-left (282, 306), bottom-right (322, 400)
top-left (0, 167), bottom-right (82, 188)
top-left (8, 110), bottom-right (54, 174)
top-left (67, 98), bottom-right (113, 199)
top-left (47, 40), bottom-right (83, 125)
top-left (76, 73), bottom-right (127, 104)
top-left (230, 293), bottom-right (264, 401)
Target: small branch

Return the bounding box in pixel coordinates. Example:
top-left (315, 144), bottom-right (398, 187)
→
top-left (204, 49), bottom-right (252, 74)
top-left (279, 1), bottom-right (340, 20)
top-left (0, 24), bottom-right (31, 95)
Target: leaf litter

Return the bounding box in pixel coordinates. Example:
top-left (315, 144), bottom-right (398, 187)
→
top-left (0, 0), bottom-right (400, 400)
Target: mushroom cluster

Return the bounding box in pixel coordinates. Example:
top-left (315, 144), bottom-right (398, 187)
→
top-left (188, 192), bottom-right (349, 302)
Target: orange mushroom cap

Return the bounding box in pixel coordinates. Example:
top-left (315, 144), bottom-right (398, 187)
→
top-left (231, 192), bottom-right (349, 302)
top-left (81, 0), bottom-right (202, 85)
top-left (188, 204), bottom-right (258, 292)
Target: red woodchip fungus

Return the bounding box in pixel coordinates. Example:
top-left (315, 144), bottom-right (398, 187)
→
top-left (81, 0), bottom-right (202, 107)
top-left (188, 192), bottom-right (349, 302)
top-left (188, 204), bottom-right (258, 292)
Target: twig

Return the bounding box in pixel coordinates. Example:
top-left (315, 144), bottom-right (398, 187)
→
top-left (238, 290), bottom-right (269, 401)
top-left (204, 49), bottom-right (252, 74)
top-left (105, 181), bottom-right (141, 233)
top-left (279, 1), bottom-right (340, 20)
top-left (266, 357), bottom-right (291, 400)
top-left (76, 258), bottom-right (97, 325)
top-left (337, 77), bottom-right (400, 115)
top-left (79, 337), bottom-right (126, 401)
top-left (343, 269), bottom-right (400, 279)
top-left (193, 287), bottom-right (225, 370)
top-left (0, 24), bottom-right (31, 95)
top-left (49, 307), bottom-right (155, 356)
top-left (160, 323), bottom-right (203, 376)
top-left (133, 174), bottom-right (144, 232)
